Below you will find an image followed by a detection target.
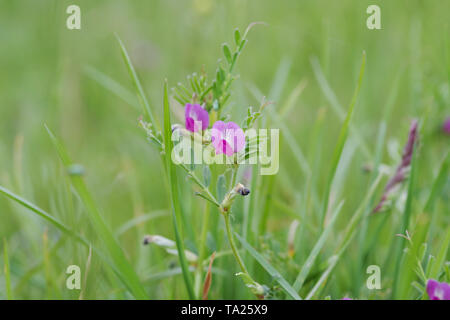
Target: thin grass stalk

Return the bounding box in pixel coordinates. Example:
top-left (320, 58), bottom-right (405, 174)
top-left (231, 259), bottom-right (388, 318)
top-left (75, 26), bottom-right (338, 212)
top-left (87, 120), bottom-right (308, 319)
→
top-left (162, 81), bottom-right (196, 299)
top-left (3, 239), bottom-right (13, 300)
top-left (318, 51), bottom-right (366, 231)
top-left (194, 201), bottom-right (211, 296)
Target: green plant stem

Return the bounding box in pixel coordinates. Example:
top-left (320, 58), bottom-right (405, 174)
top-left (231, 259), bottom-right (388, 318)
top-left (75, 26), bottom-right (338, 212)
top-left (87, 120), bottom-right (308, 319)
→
top-left (392, 143), bottom-right (418, 298)
top-left (224, 212), bottom-right (248, 275)
top-left (194, 202), bottom-right (211, 296)
top-left (180, 164), bottom-right (220, 207)
top-left (229, 166), bottom-right (237, 190)
top-left (162, 82), bottom-right (196, 299)
top-left (3, 239), bottom-right (13, 300)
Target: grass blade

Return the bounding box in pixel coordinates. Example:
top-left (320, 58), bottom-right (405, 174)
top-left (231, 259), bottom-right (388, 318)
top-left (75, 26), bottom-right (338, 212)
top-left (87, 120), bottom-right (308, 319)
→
top-left (305, 255), bottom-right (338, 300)
top-left (268, 57), bottom-right (291, 102)
top-left (279, 79), bottom-right (307, 118)
top-left (115, 210), bottom-right (168, 236)
top-left (3, 239), bottom-right (13, 299)
top-left (293, 200), bottom-right (345, 291)
top-left (0, 185), bottom-right (89, 247)
top-left (318, 51), bottom-right (366, 229)
top-left (424, 153), bottom-right (450, 279)
top-left (79, 245), bottom-right (93, 300)
top-left (116, 34), bottom-right (158, 128)
top-left (424, 151), bottom-right (450, 242)
top-left (392, 132), bottom-right (418, 298)
top-left (395, 214), bottom-right (429, 299)
top-left (353, 120), bottom-right (388, 293)
top-left (0, 189), bottom-right (131, 296)
top-left (428, 227), bottom-right (450, 279)
top-left (234, 233), bottom-right (302, 300)
top-left (44, 125), bottom-right (149, 300)
top-left (310, 55), bottom-right (371, 159)
top-left (395, 152), bottom-right (450, 298)
top-left (84, 65), bottom-right (138, 109)
top-left (163, 81), bottom-right (196, 299)
top-left (306, 172), bottom-right (382, 298)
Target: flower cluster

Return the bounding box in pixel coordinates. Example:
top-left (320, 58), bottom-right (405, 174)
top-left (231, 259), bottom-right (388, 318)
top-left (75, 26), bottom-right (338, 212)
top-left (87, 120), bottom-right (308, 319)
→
top-left (182, 103), bottom-right (246, 157)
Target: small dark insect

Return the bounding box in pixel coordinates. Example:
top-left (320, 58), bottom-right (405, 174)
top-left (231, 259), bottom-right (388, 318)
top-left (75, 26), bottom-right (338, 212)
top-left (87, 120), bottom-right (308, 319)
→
top-left (143, 235), bottom-right (151, 245)
top-left (234, 183), bottom-right (251, 196)
top-left (238, 187), bottom-right (251, 196)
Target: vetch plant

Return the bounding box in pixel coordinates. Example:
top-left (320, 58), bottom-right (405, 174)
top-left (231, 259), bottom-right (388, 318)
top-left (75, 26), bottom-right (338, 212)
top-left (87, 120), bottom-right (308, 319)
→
top-left (135, 23), bottom-right (271, 298)
top-left (127, 31), bottom-right (378, 301)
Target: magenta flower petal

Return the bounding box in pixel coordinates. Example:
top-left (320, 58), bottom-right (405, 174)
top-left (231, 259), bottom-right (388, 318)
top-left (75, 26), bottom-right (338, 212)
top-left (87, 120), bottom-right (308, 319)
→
top-left (185, 103), bottom-right (209, 132)
top-left (218, 139), bottom-right (234, 156)
top-left (444, 283), bottom-right (450, 300)
top-left (443, 117), bottom-right (450, 135)
top-left (211, 121), bottom-right (245, 156)
top-left (427, 280), bottom-right (439, 299)
top-left (427, 279), bottom-right (450, 300)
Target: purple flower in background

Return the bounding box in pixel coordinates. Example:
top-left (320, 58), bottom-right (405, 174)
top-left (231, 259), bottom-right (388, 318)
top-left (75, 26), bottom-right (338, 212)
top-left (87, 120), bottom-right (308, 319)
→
top-left (443, 117), bottom-right (450, 135)
top-left (341, 297), bottom-right (353, 300)
top-left (373, 119), bottom-right (418, 213)
top-left (427, 279), bottom-right (450, 300)
top-left (211, 121), bottom-right (245, 156)
top-left (185, 103), bottom-right (209, 132)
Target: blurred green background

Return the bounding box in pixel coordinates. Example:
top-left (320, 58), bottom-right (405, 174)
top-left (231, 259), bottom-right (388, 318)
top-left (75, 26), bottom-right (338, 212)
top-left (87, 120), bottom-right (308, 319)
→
top-left (0, 0), bottom-right (448, 299)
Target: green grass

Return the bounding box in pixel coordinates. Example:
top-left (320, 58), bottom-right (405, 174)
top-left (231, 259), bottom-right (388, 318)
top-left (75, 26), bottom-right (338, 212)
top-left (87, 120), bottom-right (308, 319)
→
top-left (163, 81), bottom-right (196, 299)
top-left (0, 0), bottom-right (449, 300)
top-left (3, 239), bottom-right (13, 299)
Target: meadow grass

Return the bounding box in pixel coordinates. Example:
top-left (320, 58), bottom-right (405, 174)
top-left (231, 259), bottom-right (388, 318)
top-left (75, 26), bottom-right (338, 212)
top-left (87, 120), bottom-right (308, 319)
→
top-left (0, 0), bottom-right (449, 300)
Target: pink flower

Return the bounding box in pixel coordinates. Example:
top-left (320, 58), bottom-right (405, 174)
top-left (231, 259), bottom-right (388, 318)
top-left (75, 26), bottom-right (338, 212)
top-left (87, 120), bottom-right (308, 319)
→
top-left (427, 279), bottom-right (450, 300)
top-left (443, 117), bottom-right (450, 135)
top-left (185, 103), bottom-right (209, 132)
top-left (211, 121), bottom-right (245, 156)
